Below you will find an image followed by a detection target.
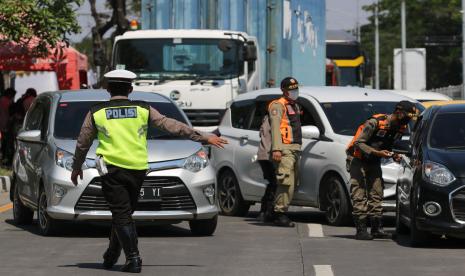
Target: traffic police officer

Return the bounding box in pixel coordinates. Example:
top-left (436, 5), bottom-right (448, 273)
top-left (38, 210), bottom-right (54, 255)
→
top-left (70, 69), bottom-right (228, 273)
top-left (346, 100), bottom-right (416, 240)
top-left (268, 77), bottom-right (302, 227)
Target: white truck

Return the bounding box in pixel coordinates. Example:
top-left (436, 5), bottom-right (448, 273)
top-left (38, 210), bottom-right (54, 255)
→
top-left (112, 29), bottom-right (260, 130)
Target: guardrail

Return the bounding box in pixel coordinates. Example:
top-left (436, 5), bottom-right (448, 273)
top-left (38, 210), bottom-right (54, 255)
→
top-left (429, 85), bottom-right (464, 100)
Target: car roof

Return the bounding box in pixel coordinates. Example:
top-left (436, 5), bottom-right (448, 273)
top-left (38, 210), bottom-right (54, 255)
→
top-left (233, 86), bottom-right (416, 103)
top-left (386, 90), bottom-right (452, 101)
top-left (433, 103), bottom-right (465, 114)
top-left (421, 100), bottom-right (465, 109)
top-left (39, 89), bottom-right (171, 103)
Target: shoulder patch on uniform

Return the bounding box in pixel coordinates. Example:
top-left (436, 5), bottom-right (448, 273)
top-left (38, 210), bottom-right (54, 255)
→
top-left (271, 109), bottom-right (278, 116)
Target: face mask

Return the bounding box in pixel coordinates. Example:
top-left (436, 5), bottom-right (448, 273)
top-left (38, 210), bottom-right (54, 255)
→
top-left (288, 89), bottom-right (299, 100)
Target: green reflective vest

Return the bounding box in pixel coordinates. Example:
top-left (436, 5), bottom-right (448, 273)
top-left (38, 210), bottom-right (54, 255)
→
top-left (91, 100), bottom-right (150, 170)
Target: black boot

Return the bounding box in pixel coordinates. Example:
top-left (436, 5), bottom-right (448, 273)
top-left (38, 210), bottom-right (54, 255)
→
top-left (115, 223), bottom-right (142, 273)
top-left (370, 216), bottom-right (392, 239)
top-left (273, 213), bottom-right (295, 227)
top-left (102, 226), bottom-right (122, 269)
top-left (354, 216), bottom-right (373, 240)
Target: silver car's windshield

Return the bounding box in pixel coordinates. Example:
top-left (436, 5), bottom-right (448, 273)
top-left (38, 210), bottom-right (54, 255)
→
top-left (113, 38), bottom-right (244, 80)
top-left (54, 101), bottom-right (188, 140)
top-left (320, 101), bottom-right (423, 136)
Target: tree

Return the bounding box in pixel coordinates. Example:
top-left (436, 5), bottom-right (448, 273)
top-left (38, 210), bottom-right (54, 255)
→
top-left (89, 0), bottom-right (139, 73)
top-left (361, 0), bottom-right (462, 89)
top-left (0, 0), bottom-right (81, 56)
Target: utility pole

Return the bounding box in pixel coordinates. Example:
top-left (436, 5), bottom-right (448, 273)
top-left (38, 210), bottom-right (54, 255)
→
top-left (401, 0), bottom-right (407, 90)
top-left (375, 0), bottom-right (380, 89)
top-left (462, 0), bottom-right (465, 99)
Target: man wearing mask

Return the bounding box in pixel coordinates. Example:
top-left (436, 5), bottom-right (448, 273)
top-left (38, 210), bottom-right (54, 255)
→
top-left (346, 101), bottom-right (417, 240)
top-left (268, 77), bottom-right (302, 227)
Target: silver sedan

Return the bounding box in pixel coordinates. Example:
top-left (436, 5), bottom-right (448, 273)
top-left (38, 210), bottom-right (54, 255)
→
top-left (11, 90), bottom-right (218, 236)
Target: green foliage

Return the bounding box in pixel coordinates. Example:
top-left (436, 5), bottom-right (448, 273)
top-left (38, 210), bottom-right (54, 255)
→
top-left (361, 0), bottom-right (462, 89)
top-left (0, 0), bottom-right (81, 56)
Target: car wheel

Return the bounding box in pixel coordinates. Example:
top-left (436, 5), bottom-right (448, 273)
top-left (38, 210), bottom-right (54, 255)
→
top-left (13, 181), bottom-right (34, 225)
top-left (323, 176), bottom-right (351, 226)
top-left (189, 215), bottom-right (218, 236)
top-left (218, 170), bottom-right (250, 216)
top-left (37, 187), bottom-right (59, 236)
top-left (409, 205), bottom-right (430, 247)
top-left (395, 189), bottom-right (409, 235)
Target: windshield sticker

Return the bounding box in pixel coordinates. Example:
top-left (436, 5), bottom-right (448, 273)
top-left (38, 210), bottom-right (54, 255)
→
top-left (323, 103), bottom-right (332, 108)
top-left (116, 64), bottom-right (126, 70)
top-left (173, 38), bottom-right (182, 44)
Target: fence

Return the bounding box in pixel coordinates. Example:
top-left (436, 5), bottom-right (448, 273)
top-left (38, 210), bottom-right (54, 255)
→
top-left (429, 85), bottom-right (464, 100)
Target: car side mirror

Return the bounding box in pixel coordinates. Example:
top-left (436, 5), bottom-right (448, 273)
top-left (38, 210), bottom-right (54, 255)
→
top-left (392, 140), bottom-right (412, 156)
top-left (302, 125), bottom-right (320, 140)
top-left (17, 130), bottom-right (42, 143)
top-left (243, 41), bottom-right (257, 61)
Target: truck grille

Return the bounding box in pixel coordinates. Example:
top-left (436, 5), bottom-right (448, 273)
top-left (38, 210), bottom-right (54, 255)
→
top-left (451, 188), bottom-right (465, 222)
top-left (183, 109), bottom-right (224, 127)
top-left (75, 177), bottom-right (196, 212)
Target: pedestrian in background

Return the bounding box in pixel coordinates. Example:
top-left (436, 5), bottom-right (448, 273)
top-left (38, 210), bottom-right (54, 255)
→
top-left (71, 69), bottom-right (228, 273)
top-left (0, 88), bottom-right (16, 166)
top-left (22, 88), bottom-right (37, 112)
top-left (346, 101), bottom-right (417, 240)
top-left (268, 77), bottom-right (302, 227)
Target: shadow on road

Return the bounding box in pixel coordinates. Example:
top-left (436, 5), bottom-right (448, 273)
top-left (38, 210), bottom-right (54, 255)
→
top-left (58, 263), bottom-right (203, 271)
top-left (394, 233), bottom-right (465, 249)
top-left (4, 219), bottom-right (195, 238)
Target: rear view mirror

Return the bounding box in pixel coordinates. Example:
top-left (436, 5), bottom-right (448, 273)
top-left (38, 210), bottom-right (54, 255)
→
top-left (302, 125), bottom-right (320, 140)
top-left (17, 130), bottom-right (42, 143)
top-left (243, 41), bottom-right (257, 61)
top-left (393, 140), bottom-right (412, 156)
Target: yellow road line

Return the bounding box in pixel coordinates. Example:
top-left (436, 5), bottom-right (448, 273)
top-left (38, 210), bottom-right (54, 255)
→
top-left (0, 203), bottom-right (12, 213)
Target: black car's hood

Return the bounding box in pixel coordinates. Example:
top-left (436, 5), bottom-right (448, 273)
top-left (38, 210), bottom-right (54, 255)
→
top-left (427, 148), bottom-right (465, 178)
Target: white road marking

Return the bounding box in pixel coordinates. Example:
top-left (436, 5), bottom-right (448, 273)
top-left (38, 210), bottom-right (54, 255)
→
top-left (307, 223), bottom-right (324, 238)
top-left (314, 265), bottom-right (334, 276)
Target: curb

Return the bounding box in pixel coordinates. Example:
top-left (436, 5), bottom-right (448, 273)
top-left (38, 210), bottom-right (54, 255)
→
top-left (0, 176), bottom-right (10, 193)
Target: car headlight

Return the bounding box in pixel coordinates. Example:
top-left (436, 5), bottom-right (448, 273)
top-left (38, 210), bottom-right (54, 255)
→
top-left (423, 161), bottom-right (456, 186)
top-left (381, 158), bottom-right (394, 166)
top-left (56, 149), bottom-right (74, 171)
top-left (183, 149), bottom-right (209, 172)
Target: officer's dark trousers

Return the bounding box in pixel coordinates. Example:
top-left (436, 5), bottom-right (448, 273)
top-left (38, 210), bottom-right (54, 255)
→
top-left (258, 160), bottom-right (277, 212)
top-left (101, 165), bottom-right (147, 226)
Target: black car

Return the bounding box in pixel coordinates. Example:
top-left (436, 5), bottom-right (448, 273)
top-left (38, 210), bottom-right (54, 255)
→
top-left (395, 104), bottom-right (465, 246)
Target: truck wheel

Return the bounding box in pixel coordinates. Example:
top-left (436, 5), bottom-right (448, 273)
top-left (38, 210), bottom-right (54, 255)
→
top-left (323, 176), bottom-right (351, 226)
top-left (37, 187), bottom-right (59, 236)
top-left (189, 215), bottom-right (218, 236)
top-left (13, 181), bottom-right (34, 225)
top-left (218, 170), bottom-right (250, 216)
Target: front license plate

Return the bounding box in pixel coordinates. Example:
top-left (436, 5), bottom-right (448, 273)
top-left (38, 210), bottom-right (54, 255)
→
top-left (139, 187), bottom-right (162, 202)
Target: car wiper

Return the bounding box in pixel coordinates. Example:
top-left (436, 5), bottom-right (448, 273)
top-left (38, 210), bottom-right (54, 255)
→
top-left (191, 75), bottom-right (221, 86)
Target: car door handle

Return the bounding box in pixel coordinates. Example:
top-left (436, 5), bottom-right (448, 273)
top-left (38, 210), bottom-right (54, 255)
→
top-left (240, 135), bottom-right (249, 140)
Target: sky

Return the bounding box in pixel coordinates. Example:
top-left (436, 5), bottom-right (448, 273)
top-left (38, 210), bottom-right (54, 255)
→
top-left (70, 0), bottom-right (377, 43)
top-left (326, 0), bottom-right (376, 31)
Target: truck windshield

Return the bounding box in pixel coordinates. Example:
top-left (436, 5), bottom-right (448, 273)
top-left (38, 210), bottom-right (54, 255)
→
top-left (113, 38), bottom-right (243, 80)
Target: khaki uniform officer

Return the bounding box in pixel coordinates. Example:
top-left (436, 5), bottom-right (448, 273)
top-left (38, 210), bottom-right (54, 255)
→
top-left (269, 77), bottom-right (302, 227)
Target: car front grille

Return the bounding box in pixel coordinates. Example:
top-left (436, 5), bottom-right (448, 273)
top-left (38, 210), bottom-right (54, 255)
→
top-left (183, 109), bottom-right (224, 126)
top-left (75, 177), bottom-right (196, 212)
top-left (451, 187), bottom-right (465, 222)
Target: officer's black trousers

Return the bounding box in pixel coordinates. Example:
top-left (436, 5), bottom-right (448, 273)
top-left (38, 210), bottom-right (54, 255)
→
top-left (258, 160), bottom-right (277, 211)
top-left (101, 165), bottom-right (147, 226)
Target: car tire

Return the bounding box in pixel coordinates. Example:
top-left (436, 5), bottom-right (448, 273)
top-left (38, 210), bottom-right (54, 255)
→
top-left (189, 215), bottom-right (218, 236)
top-left (323, 175), bottom-right (351, 226)
top-left (13, 181), bottom-right (34, 225)
top-left (395, 188), bottom-right (409, 235)
top-left (409, 206), bottom-right (430, 247)
top-left (218, 170), bottom-right (250, 216)
top-left (37, 187), bottom-right (59, 236)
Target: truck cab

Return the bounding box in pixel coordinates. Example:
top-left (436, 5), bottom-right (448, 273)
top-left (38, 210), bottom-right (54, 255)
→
top-left (112, 29), bottom-right (260, 130)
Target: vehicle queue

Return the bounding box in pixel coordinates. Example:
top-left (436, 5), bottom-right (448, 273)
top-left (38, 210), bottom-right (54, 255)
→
top-left (7, 70), bottom-right (465, 272)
